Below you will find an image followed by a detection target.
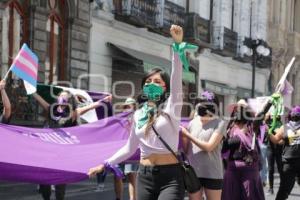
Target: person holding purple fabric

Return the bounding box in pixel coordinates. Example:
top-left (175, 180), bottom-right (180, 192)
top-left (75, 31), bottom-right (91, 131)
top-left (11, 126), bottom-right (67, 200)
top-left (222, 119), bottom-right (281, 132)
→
top-left (0, 79), bottom-right (11, 124)
top-left (221, 99), bottom-right (267, 200)
top-left (268, 105), bottom-right (300, 200)
top-left (180, 91), bottom-right (226, 200)
top-left (88, 25), bottom-right (186, 200)
top-left (33, 90), bottom-right (111, 200)
top-left (98, 97), bottom-right (139, 200)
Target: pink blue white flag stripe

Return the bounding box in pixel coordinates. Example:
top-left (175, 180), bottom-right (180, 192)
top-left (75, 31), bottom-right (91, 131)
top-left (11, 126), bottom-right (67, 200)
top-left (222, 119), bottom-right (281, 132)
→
top-left (11, 43), bottom-right (38, 94)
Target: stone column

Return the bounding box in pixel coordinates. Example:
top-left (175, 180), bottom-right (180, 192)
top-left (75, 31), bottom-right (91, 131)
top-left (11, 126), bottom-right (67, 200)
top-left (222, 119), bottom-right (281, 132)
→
top-left (239, 0), bottom-right (251, 37)
top-left (221, 0), bottom-right (233, 29)
top-left (70, 0), bottom-right (91, 90)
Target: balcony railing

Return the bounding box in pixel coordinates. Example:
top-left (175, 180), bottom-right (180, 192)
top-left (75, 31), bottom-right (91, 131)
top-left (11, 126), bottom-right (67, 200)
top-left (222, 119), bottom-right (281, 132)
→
top-left (112, 0), bottom-right (159, 28)
top-left (184, 13), bottom-right (211, 46)
top-left (213, 26), bottom-right (238, 57)
top-left (111, 0), bottom-right (186, 37)
top-left (223, 27), bottom-right (238, 55)
top-left (157, 0), bottom-right (185, 35)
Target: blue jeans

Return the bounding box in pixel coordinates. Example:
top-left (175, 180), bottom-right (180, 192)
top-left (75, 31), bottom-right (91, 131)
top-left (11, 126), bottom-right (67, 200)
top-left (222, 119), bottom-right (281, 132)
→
top-left (124, 163), bottom-right (139, 175)
top-left (260, 144), bottom-right (268, 183)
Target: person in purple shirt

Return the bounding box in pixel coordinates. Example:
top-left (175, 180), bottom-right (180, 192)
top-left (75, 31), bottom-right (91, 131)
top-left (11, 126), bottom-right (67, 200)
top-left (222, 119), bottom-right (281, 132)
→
top-left (0, 79), bottom-right (11, 124)
top-left (221, 99), bottom-right (267, 200)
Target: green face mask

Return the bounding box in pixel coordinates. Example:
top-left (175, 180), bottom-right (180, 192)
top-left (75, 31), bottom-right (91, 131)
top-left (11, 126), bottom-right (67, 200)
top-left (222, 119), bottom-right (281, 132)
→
top-left (143, 83), bottom-right (164, 101)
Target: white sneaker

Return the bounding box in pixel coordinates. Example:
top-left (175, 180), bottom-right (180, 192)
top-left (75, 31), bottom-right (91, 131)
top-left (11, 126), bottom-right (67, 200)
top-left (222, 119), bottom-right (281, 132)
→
top-left (96, 183), bottom-right (105, 192)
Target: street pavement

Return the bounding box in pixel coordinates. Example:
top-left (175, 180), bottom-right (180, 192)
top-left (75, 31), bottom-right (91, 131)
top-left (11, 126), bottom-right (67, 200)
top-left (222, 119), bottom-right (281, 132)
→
top-left (0, 173), bottom-right (300, 200)
top-left (264, 174), bottom-right (300, 200)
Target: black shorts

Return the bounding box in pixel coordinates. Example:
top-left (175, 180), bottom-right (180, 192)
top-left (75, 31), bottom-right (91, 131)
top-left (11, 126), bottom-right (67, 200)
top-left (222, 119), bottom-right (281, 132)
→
top-left (198, 178), bottom-right (223, 190)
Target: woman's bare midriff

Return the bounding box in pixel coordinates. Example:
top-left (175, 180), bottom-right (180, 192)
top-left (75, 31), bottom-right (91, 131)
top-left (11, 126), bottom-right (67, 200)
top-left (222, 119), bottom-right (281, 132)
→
top-left (140, 153), bottom-right (179, 166)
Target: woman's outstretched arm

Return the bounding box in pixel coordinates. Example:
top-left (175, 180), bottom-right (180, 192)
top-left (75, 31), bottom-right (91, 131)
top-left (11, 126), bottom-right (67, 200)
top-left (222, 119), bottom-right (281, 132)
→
top-left (165, 25), bottom-right (183, 119)
top-left (0, 80), bottom-right (11, 120)
top-left (32, 93), bottom-right (50, 112)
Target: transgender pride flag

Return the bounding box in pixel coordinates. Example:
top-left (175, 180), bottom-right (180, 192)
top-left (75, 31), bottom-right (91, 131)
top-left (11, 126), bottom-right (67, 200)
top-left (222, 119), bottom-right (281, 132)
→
top-left (11, 43), bottom-right (38, 94)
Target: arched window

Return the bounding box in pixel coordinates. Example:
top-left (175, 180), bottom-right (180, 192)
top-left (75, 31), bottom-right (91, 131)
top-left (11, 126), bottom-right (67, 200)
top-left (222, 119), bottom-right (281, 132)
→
top-left (1, 0), bottom-right (33, 124)
top-left (2, 0), bottom-right (28, 72)
top-left (45, 0), bottom-right (67, 84)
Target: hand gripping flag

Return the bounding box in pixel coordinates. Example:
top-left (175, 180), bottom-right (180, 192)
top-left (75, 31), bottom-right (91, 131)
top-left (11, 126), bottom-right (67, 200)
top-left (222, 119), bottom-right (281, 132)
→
top-left (10, 43), bottom-right (39, 94)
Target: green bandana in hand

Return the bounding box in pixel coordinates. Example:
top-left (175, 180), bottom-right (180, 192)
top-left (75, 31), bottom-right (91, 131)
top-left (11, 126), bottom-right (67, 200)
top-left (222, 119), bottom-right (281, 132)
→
top-left (172, 42), bottom-right (198, 71)
top-left (268, 93), bottom-right (283, 135)
top-left (143, 83), bottom-right (164, 101)
top-left (137, 103), bottom-right (157, 129)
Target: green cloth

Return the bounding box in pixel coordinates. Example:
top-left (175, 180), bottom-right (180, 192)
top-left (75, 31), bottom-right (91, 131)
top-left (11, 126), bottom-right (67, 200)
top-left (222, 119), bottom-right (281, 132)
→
top-left (137, 103), bottom-right (157, 129)
top-left (36, 84), bottom-right (62, 104)
top-left (142, 83), bottom-right (164, 101)
top-left (268, 93), bottom-right (283, 135)
top-left (172, 42), bottom-right (198, 71)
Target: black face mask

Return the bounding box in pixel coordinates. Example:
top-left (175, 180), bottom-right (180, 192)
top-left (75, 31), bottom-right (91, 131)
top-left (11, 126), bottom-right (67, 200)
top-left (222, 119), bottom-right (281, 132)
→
top-left (291, 115), bottom-right (300, 122)
top-left (233, 107), bottom-right (252, 124)
top-left (198, 106), bottom-right (208, 117)
top-left (51, 104), bottom-right (72, 120)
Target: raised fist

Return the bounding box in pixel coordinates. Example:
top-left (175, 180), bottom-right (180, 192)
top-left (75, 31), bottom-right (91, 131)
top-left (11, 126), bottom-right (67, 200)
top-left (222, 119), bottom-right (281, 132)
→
top-left (170, 25), bottom-right (183, 43)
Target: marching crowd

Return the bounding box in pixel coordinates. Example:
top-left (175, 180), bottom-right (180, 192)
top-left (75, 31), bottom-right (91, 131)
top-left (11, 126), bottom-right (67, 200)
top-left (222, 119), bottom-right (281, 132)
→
top-left (0, 25), bottom-right (299, 200)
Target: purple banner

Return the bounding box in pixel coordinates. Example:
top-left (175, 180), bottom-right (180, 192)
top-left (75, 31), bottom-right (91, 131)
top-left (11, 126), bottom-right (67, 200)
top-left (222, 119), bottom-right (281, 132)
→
top-left (0, 112), bottom-right (133, 185)
top-left (0, 112), bottom-right (190, 185)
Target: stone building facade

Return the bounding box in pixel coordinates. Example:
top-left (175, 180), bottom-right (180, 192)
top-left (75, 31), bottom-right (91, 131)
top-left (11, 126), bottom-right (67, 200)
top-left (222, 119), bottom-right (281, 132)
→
top-left (0, 0), bottom-right (91, 125)
top-left (267, 0), bottom-right (300, 106)
top-left (89, 0), bottom-right (271, 116)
